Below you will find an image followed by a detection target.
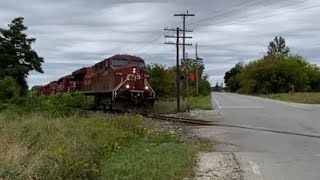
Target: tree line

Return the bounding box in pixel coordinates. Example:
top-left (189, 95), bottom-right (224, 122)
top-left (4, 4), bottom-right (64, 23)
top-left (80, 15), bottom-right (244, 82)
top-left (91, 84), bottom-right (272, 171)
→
top-left (224, 36), bottom-right (320, 94)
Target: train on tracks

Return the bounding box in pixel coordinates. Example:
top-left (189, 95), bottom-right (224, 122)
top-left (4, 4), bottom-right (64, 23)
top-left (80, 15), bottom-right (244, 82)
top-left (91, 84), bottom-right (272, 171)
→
top-left (39, 54), bottom-right (155, 112)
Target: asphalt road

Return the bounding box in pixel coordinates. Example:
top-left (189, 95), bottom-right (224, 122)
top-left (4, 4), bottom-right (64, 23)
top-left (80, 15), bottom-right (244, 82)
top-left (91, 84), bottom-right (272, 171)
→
top-left (211, 92), bottom-right (320, 180)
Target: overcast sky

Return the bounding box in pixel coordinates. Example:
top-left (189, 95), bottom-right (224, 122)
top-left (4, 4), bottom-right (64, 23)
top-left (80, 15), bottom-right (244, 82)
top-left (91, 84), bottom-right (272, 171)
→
top-left (1, 0), bottom-right (319, 87)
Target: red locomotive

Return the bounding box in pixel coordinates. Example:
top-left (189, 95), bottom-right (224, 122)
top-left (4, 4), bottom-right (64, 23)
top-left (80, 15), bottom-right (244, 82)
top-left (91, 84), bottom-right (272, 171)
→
top-left (39, 54), bottom-right (155, 112)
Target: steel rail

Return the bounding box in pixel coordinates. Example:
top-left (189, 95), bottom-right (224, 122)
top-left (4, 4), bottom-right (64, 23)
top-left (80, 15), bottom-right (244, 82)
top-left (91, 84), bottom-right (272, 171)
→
top-left (147, 115), bottom-right (217, 125)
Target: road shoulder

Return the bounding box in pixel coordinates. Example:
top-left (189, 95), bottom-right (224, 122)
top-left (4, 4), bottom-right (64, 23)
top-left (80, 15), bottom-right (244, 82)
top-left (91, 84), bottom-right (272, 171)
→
top-left (188, 110), bottom-right (241, 180)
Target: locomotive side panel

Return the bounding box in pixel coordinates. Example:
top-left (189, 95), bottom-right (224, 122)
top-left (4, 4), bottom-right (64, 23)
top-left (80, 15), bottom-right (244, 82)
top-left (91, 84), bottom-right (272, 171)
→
top-left (89, 59), bottom-right (114, 93)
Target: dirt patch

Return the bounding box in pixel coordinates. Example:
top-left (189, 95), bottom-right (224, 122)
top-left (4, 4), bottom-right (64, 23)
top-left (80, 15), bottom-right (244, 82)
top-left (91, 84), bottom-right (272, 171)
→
top-left (187, 110), bottom-right (241, 180)
top-left (187, 109), bottom-right (222, 121)
top-left (195, 152), bottom-right (240, 180)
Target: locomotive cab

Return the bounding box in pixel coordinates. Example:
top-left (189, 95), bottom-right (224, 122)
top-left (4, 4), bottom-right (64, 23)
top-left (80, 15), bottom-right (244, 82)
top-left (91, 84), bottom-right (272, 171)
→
top-left (111, 56), bottom-right (155, 111)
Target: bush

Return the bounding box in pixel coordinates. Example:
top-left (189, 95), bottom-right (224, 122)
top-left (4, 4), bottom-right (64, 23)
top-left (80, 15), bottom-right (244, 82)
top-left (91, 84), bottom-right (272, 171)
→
top-left (0, 91), bottom-right (92, 117)
top-left (225, 54), bottom-right (320, 94)
top-left (0, 77), bottom-right (21, 104)
top-left (25, 92), bottom-right (92, 117)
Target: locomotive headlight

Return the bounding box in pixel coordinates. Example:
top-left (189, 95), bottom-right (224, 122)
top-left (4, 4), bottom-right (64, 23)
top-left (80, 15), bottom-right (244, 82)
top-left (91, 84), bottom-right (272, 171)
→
top-left (145, 86), bottom-right (149, 90)
top-left (125, 84), bottom-right (130, 89)
top-left (133, 67), bottom-right (136, 74)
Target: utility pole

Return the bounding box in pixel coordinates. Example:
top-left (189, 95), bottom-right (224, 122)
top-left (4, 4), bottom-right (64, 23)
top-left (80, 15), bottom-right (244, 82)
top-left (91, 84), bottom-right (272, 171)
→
top-left (174, 11), bottom-right (195, 64)
top-left (195, 43), bottom-right (199, 95)
top-left (164, 27), bottom-right (192, 113)
top-left (174, 11), bottom-right (195, 113)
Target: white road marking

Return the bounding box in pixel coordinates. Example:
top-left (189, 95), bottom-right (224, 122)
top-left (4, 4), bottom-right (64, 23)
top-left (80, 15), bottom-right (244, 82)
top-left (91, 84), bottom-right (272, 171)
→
top-left (213, 95), bottom-right (222, 109)
top-left (249, 161), bottom-right (262, 176)
top-left (221, 106), bottom-right (264, 109)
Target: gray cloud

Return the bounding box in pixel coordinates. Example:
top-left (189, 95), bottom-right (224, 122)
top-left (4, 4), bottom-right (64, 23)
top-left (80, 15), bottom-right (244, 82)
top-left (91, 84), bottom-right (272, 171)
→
top-left (1, 0), bottom-right (319, 87)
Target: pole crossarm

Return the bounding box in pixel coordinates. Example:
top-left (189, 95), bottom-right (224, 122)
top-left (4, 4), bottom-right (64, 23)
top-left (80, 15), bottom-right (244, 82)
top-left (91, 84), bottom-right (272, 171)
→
top-left (164, 28), bottom-right (193, 32)
top-left (164, 35), bottom-right (192, 39)
top-left (174, 13), bottom-right (195, 17)
top-left (164, 42), bottom-right (193, 46)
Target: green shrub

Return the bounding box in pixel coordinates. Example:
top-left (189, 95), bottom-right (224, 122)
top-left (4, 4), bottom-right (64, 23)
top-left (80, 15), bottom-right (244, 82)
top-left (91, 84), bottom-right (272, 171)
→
top-left (1, 92), bottom-right (93, 117)
top-left (0, 76), bottom-right (21, 104)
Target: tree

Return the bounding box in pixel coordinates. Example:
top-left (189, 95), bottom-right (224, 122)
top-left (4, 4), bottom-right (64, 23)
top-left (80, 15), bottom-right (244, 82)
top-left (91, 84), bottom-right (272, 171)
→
top-left (0, 17), bottom-right (44, 94)
top-left (306, 65), bottom-right (320, 92)
top-left (146, 64), bottom-right (175, 99)
top-left (224, 62), bottom-right (243, 92)
top-left (238, 55), bottom-right (313, 94)
top-left (224, 35), bottom-right (320, 94)
top-left (267, 36), bottom-right (290, 55)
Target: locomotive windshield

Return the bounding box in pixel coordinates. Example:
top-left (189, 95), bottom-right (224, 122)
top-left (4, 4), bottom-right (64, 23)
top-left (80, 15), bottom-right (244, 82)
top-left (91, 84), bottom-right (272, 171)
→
top-left (112, 60), bottom-right (129, 67)
top-left (112, 59), bottom-right (144, 67)
top-left (130, 61), bottom-right (145, 67)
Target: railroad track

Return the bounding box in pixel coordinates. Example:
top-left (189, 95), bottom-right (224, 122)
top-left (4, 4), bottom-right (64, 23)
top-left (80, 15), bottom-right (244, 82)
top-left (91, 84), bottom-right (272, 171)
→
top-left (147, 115), bottom-right (217, 125)
top-left (146, 115), bottom-right (320, 139)
top-left (87, 108), bottom-right (216, 126)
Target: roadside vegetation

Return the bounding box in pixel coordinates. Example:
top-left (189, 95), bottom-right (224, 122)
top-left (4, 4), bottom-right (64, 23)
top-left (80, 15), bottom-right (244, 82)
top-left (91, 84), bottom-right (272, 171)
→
top-left (146, 62), bottom-right (212, 114)
top-left (259, 93), bottom-right (320, 104)
top-left (0, 80), bottom-right (211, 179)
top-left (146, 63), bottom-right (211, 100)
top-left (224, 36), bottom-right (320, 104)
top-left (153, 95), bottom-right (213, 114)
top-left (0, 87), bottom-right (211, 179)
top-left (0, 109), bottom-right (205, 179)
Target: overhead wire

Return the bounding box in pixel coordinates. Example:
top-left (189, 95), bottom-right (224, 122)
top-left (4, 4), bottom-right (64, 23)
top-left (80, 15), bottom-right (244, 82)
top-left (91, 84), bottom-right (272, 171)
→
top-left (129, 0), bottom-right (265, 55)
top-left (188, 0), bottom-right (310, 27)
top-left (188, 0), bottom-right (267, 25)
top-left (130, 0), bottom-right (319, 56)
top-left (194, 2), bottom-right (320, 30)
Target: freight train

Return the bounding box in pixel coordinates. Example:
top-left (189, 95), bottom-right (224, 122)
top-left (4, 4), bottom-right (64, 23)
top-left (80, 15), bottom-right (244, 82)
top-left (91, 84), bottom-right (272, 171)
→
top-left (39, 54), bottom-right (155, 112)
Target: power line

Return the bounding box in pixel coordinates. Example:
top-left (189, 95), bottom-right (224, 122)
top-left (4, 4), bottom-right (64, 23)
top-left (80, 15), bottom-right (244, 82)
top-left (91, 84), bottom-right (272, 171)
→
top-left (129, 37), bottom-right (160, 54)
top-left (132, 1), bottom-right (302, 55)
top-left (188, 0), bottom-right (310, 27)
top-left (131, 0), bottom-right (318, 55)
top-left (131, 0), bottom-right (265, 55)
top-left (189, 0), bottom-right (265, 23)
top-left (196, 3), bottom-right (320, 30)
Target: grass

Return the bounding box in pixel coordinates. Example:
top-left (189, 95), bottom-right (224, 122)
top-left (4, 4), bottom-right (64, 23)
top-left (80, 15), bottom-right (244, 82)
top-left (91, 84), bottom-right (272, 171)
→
top-left (152, 95), bottom-right (213, 114)
top-left (0, 111), bottom-right (208, 179)
top-left (259, 93), bottom-right (320, 104)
